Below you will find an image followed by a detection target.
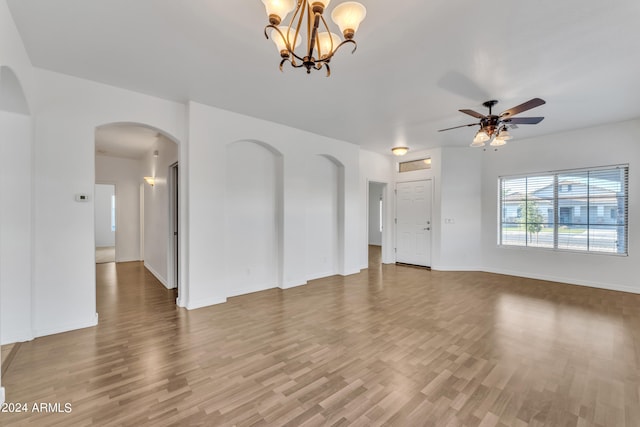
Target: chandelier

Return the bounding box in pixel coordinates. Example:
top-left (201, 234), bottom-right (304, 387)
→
top-left (260, 0), bottom-right (367, 76)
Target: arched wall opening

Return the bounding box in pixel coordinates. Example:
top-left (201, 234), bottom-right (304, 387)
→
top-left (94, 122), bottom-right (182, 300)
top-left (0, 66), bottom-right (30, 115)
top-left (225, 140), bottom-right (284, 296)
top-left (306, 154), bottom-right (346, 279)
top-left (0, 65), bottom-right (33, 348)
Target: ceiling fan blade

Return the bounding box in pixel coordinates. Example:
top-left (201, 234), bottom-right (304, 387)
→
top-left (459, 109), bottom-right (486, 119)
top-left (500, 98), bottom-right (546, 118)
top-left (438, 123), bottom-right (479, 132)
top-left (503, 116), bottom-right (544, 125)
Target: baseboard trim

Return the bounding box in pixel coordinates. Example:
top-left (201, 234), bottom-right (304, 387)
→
top-left (341, 268), bottom-right (361, 277)
top-left (34, 313), bottom-right (98, 339)
top-left (280, 280), bottom-right (307, 290)
top-left (144, 263), bottom-right (170, 289)
top-left (1, 342), bottom-right (22, 378)
top-left (431, 265), bottom-right (482, 272)
top-left (0, 329), bottom-right (34, 346)
top-left (482, 267), bottom-right (640, 295)
top-left (186, 296), bottom-right (227, 310)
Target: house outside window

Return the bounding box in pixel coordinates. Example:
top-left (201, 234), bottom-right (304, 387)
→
top-left (499, 165), bottom-right (628, 255)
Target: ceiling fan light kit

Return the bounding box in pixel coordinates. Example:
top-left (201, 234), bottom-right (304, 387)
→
top-left (261, 0), bottom-right (366, 76)
top-left (439, 98), bottom-right (546, 148)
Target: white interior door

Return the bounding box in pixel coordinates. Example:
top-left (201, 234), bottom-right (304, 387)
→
top-left (396, 180), bottom-right (432, 267)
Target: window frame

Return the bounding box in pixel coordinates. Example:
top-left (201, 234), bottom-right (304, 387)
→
top-left (498, 164), bottom-right (629, 256)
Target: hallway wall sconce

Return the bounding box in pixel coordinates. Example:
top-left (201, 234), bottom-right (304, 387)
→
top-left (144, 177), bottom-right (155, 186)
top-left (153, 150), bottom-right (159, 158)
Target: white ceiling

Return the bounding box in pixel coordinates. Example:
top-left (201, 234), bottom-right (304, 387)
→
top-left (95, 123), bottom-right (159, 159)
top-left (8, 0), bottom-right (640, 154)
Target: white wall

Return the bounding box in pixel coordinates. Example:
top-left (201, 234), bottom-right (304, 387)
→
top-left (306, 155), bottom-right (340, 279)
top-left (481, 119), bottom-right (640, 293)
top-left (95, 155), bottom-right (142, 262)
top-left (368, 182), bottom-right (384, 246)
top-left (0, 0), bottom-right (36, 400)
top-left (0, 111), bottom-right (32, 345)
top-left (186, 102), bottom-right (361, 309)
top-left (32, 69), bottom-right (186, 338)
top-left (94, 184), bottom-right (115, 247)
top-left (225, 141), bottom-right (281, 296)
top-left (437, 147), bottom-right (483, 270)
top-left (142, 135), bottom-right (178, 288)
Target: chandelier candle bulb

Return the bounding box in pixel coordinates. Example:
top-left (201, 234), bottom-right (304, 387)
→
top-left (271, 26), bottom-right (301, 55)
top-left (317, 32), bottom-right (342, 59)
top-left (261, 0), bottom-right (296, 25)
top-left (311, 0), bottom-right (331, 14)
top-left (331, 2), bottom-right (367, 39)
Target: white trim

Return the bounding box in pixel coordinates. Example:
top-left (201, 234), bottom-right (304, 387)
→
top-left (144, 262), bottom-right (169, 289)
top-left (34, 313), bottom-right (98, 338)
top-left (482, 267), bottom-right (640, 295)
top-left (307, 271), bottom-right (336, 281)
top-left (186, 296), bottom-right (227, 310)
top-left (0, 387), bottom-right (5, 405)
top-left (0, 328), bottom-right (34, 346)
top-left (280, 280), bottom-right (307, 290)
top-left (341, 268), bottom-right (361, 277)
top-left (431, 265), bottom-right (483, 272)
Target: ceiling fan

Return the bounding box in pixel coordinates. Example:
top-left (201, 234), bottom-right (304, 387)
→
top-left (438, 98), bottom-right (546, 147)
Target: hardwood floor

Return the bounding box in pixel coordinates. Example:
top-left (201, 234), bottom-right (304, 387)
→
top-left (2, 260), bottom-right (640, 426)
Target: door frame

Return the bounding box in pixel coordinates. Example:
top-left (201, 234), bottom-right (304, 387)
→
top-left (395, 179), bottom-right (433, 267)
top-left (94, 181), bottom-right (117, 262)
top-left (367, 180), bottom-right (389, 265)
top-left (167, 162), bottom-right (179, 290)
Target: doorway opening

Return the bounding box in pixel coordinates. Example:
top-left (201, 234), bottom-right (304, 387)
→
top-left (368, 181), bottom-right (387, 268)
top-left (94, 123), bottom-right (181, 306)
top-left (95, 183), bottom-right (116, 263)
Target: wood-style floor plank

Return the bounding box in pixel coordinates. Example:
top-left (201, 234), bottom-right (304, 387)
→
top-left (2, 249), bottom-right (640, 426)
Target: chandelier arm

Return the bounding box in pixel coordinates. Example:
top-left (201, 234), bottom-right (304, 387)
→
top-left (318, 14), bottom-right (333, 58)
top-left (290, 1), bottom-right (305, 54)
top-left (321, 39), bottom-right (358, 62)
top-left (325, 63), bottom-right (331, 77)
top-left (305, 2), bottom-right (312, 54)
top-left (307, 9), bottom-right (322, 62)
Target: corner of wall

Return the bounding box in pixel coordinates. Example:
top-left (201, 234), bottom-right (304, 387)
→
top-left (185, 296), bottom-right (227, 311)
top-left (280, 280), bottom-right (308, 290)
top-left (144, 262), bottom-right (169, 289)
top-left (34, 313), bottom-right (98, 340)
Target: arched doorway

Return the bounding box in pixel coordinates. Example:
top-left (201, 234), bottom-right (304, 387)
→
top-left (94, 123), bottom-right (182, 300)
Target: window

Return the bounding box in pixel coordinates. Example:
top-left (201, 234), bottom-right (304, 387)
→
top-left (111, 195), bottom-right (116, 232)
top-left (499, 165), bottom-right (628, 255)
top-left (399, 157), bottom-right (431, 173)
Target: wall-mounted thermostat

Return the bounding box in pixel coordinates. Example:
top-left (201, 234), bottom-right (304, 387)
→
top-left (75, 194), bottom-right (90, 202)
